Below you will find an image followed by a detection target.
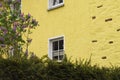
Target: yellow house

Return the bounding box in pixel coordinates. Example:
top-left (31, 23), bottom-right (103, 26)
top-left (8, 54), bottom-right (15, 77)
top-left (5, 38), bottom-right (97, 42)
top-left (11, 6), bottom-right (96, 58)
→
top-left (22, 0), bottom-right (120, 66)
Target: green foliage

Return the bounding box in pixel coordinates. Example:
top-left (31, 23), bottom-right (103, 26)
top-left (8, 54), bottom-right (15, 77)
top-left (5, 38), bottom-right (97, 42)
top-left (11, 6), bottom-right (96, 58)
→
top-left (0, 55), bottom-right (120, 80)
top-left (0, 56), bottom-right (44, 80)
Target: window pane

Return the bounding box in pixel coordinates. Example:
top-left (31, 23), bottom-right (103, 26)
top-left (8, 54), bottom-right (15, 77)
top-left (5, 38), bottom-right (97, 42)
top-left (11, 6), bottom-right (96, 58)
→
top-left (59, 0), bottom-right (63, 3)
top-left (53, 51), bottom-right (58, 60)
top-left (59, 55), bottom-right (64, 60)
top-left (53, 51), bottom-right (58, 56)
top-left (53, 41), bottom-right (58, 50)
top-left (58, 50), bottom-right (64, 60)
top-left (59, 40), bottom-right (64, 49)
top-left (53, 56), bottom-right (58, 60)
top-left (59, 50), bottom-right (64, 55)
top-left (53, 0), bottom-right (56, 5)
top-left (53, 0), bottom-right (59, 5)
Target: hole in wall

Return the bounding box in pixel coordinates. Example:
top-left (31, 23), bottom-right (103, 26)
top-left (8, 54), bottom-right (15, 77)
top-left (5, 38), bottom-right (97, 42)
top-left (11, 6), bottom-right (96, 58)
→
top-left (117, 29), bottom-right (120, 31)
top-left (109, 41), bottom-right (113, 44)
top-left (105, 18), bottom-right (112, 22)
top-left (97, 5), bottom-right (103, 8)
top-left (92, 16), bottom-right (96, 19)
top-left (92, 40), bottom-right (97, 43)
top-left (101, 56), bottom-right (107, 59)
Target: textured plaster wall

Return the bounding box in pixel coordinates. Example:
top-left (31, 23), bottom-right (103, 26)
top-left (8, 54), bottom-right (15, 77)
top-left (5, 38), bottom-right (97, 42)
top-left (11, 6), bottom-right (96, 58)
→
top-left (22, 0), bottom-right (120, 66)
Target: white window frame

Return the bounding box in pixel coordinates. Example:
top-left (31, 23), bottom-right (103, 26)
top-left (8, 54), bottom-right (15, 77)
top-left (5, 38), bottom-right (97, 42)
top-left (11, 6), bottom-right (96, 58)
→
top-left (48, 0), bottom-right (64, 10)
top-left (48, 35), bottom-right (65, 61)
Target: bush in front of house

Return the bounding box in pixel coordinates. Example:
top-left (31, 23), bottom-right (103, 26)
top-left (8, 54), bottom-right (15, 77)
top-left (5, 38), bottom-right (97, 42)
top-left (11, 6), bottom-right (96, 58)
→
top-left (0, 55), bottom-right (120, 80)
top-left (0, 56), bottom-right (44, 80)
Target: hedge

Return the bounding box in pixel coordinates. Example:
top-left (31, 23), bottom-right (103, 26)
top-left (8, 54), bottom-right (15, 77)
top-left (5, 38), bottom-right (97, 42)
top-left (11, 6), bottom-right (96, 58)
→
top-left (0, 55), bottom-right (120, 80)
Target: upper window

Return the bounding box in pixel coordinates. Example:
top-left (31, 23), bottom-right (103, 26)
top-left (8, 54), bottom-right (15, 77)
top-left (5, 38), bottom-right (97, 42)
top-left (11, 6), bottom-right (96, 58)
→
top-left (48, 0), bottom-right (64, 10)
top-left (48, 36), bottom-right (64, 61)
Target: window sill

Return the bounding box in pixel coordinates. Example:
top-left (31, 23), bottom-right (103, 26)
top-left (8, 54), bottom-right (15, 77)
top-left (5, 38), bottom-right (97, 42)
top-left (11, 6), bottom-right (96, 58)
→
top-left (48, 3), bottom-right (64, 11)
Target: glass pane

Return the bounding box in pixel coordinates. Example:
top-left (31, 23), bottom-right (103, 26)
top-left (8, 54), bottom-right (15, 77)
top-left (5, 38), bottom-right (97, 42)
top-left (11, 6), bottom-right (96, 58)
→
top-left (53, 51), bottom-right (58, 56)
top-left (52, 41), bottom-right (58, 50)
top-left (59, 50), bottom-right (64, 60)
top-left (59, 0), bottom-right (63, 3)
top-left (53, 51), bottom-right (58, 60)
top-left (59, 50), bottom-right (64, 55)
top-left (53, 0), bottom-right (59, 5)
top-left (53, 0), bottom-right (56, 5)
top-left (59, 55), bottom-right (64, 60)
top-left (59, 40), bottom-right (64, 50)
top-left (53, 56), bottom-right (58, 60)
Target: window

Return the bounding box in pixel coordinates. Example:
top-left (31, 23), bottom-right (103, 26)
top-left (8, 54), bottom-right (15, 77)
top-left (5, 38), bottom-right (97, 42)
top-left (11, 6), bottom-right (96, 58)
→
top-left (48, 36), bottom-right (64, 61)
top-left (48, 0), bottom-right (64, 10)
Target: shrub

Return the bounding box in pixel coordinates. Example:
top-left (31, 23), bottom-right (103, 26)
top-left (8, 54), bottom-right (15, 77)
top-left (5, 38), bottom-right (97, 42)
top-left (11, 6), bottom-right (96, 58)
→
top-left (0, 55), bottom-right (120, 80)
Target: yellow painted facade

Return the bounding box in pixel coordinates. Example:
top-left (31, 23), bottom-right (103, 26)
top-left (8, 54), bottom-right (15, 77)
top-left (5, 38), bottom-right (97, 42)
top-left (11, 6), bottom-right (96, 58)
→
top-left (22, 0), bottom-right (120, 66)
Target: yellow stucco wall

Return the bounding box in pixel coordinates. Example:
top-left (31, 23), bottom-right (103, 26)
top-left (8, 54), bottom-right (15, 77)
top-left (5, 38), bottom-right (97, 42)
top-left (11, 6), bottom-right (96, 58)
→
top-left (22, 0), bottom-right (120, 66)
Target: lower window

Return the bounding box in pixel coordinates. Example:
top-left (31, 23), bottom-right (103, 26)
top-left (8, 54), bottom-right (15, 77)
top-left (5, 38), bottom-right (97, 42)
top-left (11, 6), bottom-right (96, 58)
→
top-left (48, 36), bottom-right (64, 61)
